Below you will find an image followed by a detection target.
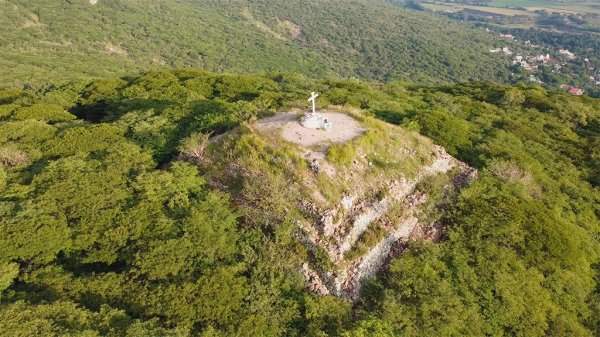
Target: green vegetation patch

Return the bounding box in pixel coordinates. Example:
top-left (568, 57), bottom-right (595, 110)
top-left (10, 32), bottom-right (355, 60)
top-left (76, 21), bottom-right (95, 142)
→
top-left (0, 0), bottom-right (512, 87)
top-left (0, 70), bottom-right (598, 336)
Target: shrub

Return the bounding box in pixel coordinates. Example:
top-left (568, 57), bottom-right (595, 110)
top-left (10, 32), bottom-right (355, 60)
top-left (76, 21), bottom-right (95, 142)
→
top-left (0, 166), bottom-right (6, 190)
top-left (0, 104), bottom-right (18, 119)
top-left (12, 104), bottom-right (76, 123)
top-left (0, 263), bottom-right (19, 296)
top-left (80, 78), bottom-right (127, 105)
top-left (184, 77), bottom-right (215, 99)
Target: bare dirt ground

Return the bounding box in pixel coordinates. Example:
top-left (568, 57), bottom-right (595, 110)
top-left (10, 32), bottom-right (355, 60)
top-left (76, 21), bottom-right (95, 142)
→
top-left (255, 111), bottom-right (366, 148)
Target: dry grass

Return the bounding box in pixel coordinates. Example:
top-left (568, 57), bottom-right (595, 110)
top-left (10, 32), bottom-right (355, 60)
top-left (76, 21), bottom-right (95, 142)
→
top-left (203, 110), bottom-right (436, 211)
top-left (0, 147), bottom-right (28, 167)
top-left (489, 159), bottom-right (542, 197)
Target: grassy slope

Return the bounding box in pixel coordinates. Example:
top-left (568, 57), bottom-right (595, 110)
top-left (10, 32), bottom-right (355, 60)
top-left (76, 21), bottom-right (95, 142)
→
top-left (0, 0), bottom-right (510, 87)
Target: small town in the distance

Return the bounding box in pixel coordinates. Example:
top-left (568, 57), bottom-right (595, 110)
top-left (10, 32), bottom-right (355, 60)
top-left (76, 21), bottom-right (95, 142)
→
top-left (410, 0), bottom-right (600, 97)
top-left (0, 1), bottom-right (599, 337)
top-left (489, 32), bottom-right (592, 95)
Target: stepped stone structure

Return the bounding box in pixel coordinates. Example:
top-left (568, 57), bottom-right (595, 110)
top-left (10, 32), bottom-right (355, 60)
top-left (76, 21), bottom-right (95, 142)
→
top-left (297, 145), bottom-right (476, 301)
top-left (202, 109), bottom-right (477, 302)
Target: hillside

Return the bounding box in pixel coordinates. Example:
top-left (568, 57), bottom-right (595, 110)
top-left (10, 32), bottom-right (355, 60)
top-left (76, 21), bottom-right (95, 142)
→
top-left (0, 70), bottom-right (599, 336)
top-left (0, 0), bottom-right (511, 86)
top-left (203, 110), bottom-right (477, 301)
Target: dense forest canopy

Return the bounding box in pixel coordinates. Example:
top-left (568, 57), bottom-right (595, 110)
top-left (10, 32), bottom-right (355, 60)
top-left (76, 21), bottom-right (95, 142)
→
top-left (0, 69), bottom-right (599, 336)
top-left (0, 0), bottom-right (511, 87)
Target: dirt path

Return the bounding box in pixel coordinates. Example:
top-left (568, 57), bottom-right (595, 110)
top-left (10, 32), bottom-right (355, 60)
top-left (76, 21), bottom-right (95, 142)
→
top-left (255, 112), bottom-right (366, 148)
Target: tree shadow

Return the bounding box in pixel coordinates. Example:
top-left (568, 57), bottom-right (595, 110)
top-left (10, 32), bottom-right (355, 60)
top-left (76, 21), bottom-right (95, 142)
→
top-left (155, 99), bottom-right (242, 165)
top-left (70, 97), bottom-right (247, 166)
top-left (372, 109), bottom-right (409, 125)
top-left (70, 98), bottom-right (175, 123)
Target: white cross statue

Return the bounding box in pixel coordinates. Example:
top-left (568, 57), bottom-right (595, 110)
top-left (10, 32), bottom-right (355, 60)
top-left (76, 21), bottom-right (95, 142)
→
top-left (308, 91), bottom-right (318, 114)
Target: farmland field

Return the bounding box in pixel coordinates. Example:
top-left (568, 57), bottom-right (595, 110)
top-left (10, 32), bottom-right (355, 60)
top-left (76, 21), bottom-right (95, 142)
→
top-left (487, 0), bottom-right (600, 14)
top-left (487, 0), bottom-right (559, 7)
top-left (423, 3), bottom-right (537, 16)
top-left (464, 4), bottom-right (538, 15)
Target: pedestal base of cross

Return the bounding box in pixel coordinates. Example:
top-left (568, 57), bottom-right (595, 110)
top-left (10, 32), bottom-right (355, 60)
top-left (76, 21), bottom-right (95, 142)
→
top-left (301, 91), bottom-right (332, 131)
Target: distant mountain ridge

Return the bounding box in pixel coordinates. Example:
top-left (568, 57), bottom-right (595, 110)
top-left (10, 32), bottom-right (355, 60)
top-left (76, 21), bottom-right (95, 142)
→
top-left (0, 0), bottom-right (511, 86)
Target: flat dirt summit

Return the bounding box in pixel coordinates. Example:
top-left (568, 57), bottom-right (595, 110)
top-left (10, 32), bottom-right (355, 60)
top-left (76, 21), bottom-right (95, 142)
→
top-left (255, 111), bottom-right (366, 148)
